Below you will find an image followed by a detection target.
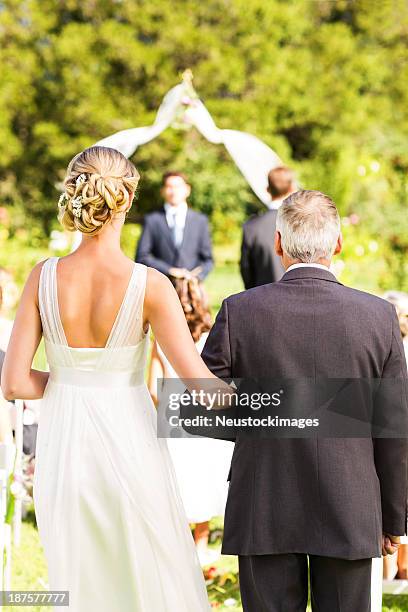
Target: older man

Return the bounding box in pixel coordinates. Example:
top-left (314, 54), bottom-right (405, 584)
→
top-left (202, 190), bottom-right (408, 611)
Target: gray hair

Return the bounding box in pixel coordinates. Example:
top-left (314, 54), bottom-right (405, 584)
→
top-left (276, 190), bottom-right (341, 263)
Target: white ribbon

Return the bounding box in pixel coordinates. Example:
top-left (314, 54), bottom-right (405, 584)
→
top-left (93, 83), bottom-right (283, 205)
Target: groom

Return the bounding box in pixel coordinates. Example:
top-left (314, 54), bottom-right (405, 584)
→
top-left (201, 190), bottom-right (408, 611)
top-left (135, 171), bottom-right (213, 282)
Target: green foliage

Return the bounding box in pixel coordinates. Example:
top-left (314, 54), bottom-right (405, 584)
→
top-left (0, 0), bottom-right (408, 288)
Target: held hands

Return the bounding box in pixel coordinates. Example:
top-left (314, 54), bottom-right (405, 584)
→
top-left (169, 266), bottom-right (202, 280)
top-left (168, 267), bottom-right (189, 279)
top-left (382, 533), bottom-right (401, 556)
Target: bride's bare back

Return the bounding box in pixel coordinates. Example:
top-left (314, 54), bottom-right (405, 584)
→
top-left (54, 253), bottom-right (143, 348)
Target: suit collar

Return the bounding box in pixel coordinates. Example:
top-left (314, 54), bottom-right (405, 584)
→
top-left (280, 266), bottom-right (342, 284)
top-left (163, 201), bottom-right (188, 217)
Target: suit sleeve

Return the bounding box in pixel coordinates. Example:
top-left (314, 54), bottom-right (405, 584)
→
top-left (240, 225), bottom-right (253, 290)
top-left (179, 299), bottom-right (235, 441)
top-left (201, 299), bottom-right (232, 379)
top-left (135, 216), bottom-right (172, 275)
top-left (201, 299), bottom-right (237, 443)
top-left (196, 216), bottom-right (213, 280)
top-left (373, 305), bottom-right (408, 535)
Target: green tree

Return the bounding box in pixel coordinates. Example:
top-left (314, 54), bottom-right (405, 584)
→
top-left (0, 0), bottom-right (407, 286)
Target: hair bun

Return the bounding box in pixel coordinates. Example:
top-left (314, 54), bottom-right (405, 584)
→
top-left (58, 146), bottom-right (140, 235)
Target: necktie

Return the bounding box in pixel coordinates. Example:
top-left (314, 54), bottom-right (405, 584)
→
top-left (169, 208), bottom-right (183, 248)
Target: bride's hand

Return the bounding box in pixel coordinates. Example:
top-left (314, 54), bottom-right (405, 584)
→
top-left (187, 379), bottom-right (237, 411)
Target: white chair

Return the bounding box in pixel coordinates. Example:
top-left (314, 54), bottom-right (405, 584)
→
top-left (371, 556), bottom-right (383, 611)
top-left (0, 441), bottom-right (16, 591)
top-left (12, 399), bottom-right (24, 548)
top-left (0, 396), bottom-right (24, 591)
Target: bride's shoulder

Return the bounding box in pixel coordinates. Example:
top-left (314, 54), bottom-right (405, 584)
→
top-left (30, 257), bottom-right (56, 281)
top-left (145, 266), bottom-right (173, 291)
top-left (144, 267), bottom-right (176, 306)
top-left (18, 257), bottom-right (54, 307)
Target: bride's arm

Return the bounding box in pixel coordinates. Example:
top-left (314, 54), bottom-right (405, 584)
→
top-left (143, 269), bottom-right (236, 415)
top-left (1, 262), bottom-right (49, 401)
top-left (143, 268), bottom-right (217, 383)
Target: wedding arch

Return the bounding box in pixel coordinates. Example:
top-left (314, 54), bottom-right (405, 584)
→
top-left (94, 70), bottom-right (283, 206)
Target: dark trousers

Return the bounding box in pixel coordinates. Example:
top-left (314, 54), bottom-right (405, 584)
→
top-left (238, 553), bottom-right (372, 612)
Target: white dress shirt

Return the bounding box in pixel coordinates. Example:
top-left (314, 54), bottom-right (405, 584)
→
top-left (286, 262), bottom-right (336, 277)
top-left (266, 197), bottom-right (285, 210)
top-left (164, 201), bottom-right (188, 248)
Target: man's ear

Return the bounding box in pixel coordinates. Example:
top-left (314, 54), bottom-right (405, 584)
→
top-left (334, 233), bottom-right (343, 256)
top-left (274, 231), bottom-right (283, 257)
top-left (185, 184), bottom-right (192, 198)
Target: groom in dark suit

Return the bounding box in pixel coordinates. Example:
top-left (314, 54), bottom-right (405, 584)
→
top-left (135, 171), bottom-right (213, 281)
top-left (202, 190), bottom-right (408, 611)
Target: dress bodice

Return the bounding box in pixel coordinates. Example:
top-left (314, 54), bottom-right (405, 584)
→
top-left (38, 257), bottom-right (149, 386)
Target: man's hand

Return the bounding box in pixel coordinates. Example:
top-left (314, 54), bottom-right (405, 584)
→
top-left (168, 267), bottom-right (190, 279)
top-left (382, 533), bottom-right (401, 556)
top-left (189, 266), bottom-right (202, 278)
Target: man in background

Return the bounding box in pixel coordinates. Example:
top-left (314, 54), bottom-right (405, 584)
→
top-left (136, 171), bottom-right (213, 282)
top-left (240, 166), bottom-right (296, 289)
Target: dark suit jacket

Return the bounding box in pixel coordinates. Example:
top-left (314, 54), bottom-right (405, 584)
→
top-left (240, 209), bottom-right (285, 289)
top-left (135, 207), bottom-right (213, 280)
top-left (201, 266), bottom-right (408, 559)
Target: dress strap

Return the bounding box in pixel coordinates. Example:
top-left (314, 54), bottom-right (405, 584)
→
top-left (104, 263), bottom-right (148, 349)
top-left (38, 257), bottom-right (68, 346)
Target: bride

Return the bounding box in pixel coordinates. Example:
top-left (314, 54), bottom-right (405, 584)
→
top-left (0, 145), bottom-right (220, 611)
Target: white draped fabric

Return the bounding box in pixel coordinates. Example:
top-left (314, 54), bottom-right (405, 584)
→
top-left (94, 82), bottom-right (282, 205)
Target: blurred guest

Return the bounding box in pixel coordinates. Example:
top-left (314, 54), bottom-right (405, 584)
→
top-left (370, 290), bottom-right (408, 612)
top-left (136, 171), bottom-right (213, 282)
top-left (148, 276), bottom-right (233, 565)
top-left (382, 290), bottom-right (408, 580)
top-left (383, 291), bottom-right (408, 361)
top-left (240, 166), bottom-right (296, 288)
top-left (0, 267), bottom-right (17, 443)
top-left (0, 267), bottom-right (16, 349)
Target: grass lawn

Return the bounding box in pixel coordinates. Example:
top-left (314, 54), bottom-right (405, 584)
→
top-left (4, 509), bottom-right (49, 612)
top-left (5, 511), bottom-right (408, 611)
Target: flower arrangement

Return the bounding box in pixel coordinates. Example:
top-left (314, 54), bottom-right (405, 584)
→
top-left (57, 173), bottom-right (87, 218)
top-left (204, 564), bottom-right (240, 609)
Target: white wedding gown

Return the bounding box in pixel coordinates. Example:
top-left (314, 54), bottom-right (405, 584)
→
top-left (33, 256), bottom-right (210, 611)
top-left (157, 334), bottom-right (234, 523)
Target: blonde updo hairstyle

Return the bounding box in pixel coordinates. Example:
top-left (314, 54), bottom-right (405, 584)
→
top-left (58, 146), bottom-right (140, 235)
